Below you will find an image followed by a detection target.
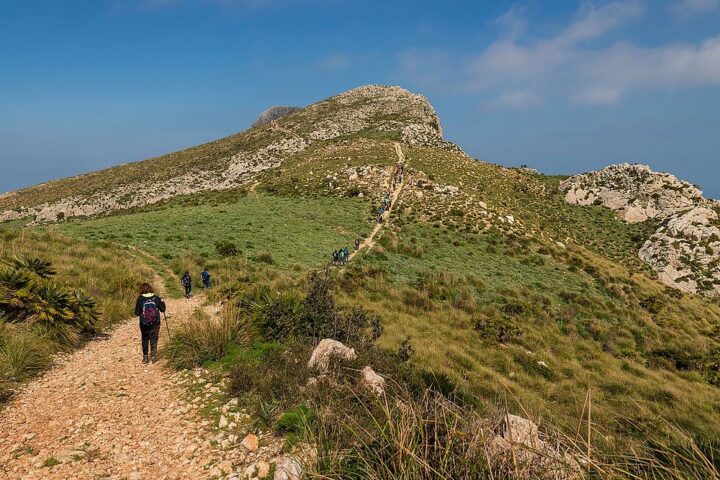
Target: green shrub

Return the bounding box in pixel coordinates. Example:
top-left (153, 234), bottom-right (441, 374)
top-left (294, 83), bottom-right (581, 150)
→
top-left (276, 405), bottom-right (314, 434)
top-left (243, 271), bottom-right (383, 347)
top-left (254, 252), bottom-right (275, 265)
top-left (248, 289), bottom-right (303, 342)
top-left (215, 240), bottom-right (240, 257)
top-left (473, 311), bottom-right (522, 344)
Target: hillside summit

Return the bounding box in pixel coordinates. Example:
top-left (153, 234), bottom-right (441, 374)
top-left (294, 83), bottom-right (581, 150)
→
top-left (563, 163), bottom-right (720, 296)
top-left (0, 85), bottom-right (448, 224)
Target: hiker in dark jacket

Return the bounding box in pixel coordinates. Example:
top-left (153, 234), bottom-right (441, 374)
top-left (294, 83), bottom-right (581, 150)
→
top-left (201, 268), bottom-right (211, 290)
top-left (181, 271), bottom-right (192, 298)
top-left (134, 283), bottom-right (166, 364)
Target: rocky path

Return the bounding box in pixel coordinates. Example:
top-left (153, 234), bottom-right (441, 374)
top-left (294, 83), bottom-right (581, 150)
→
top-left (349, 142), bottom-right (407, 261)
top-left (0, 294), bottom-right (227, 480)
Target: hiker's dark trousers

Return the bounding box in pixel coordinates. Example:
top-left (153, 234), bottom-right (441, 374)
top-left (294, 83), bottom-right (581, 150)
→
top-left (140, 322), bottom-right (161, 356)
top-left (184, 285), bottom-right (192, 297)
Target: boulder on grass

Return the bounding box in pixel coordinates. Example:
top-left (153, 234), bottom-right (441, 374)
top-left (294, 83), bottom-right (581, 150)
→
top-left (361, 366), bottom-right (385, 396)
top-left (487, 414), bottom-right (582, 480)
top-left (307, 339), bottom-right (356, 374)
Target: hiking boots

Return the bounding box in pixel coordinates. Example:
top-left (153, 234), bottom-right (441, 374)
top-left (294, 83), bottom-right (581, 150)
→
top-left (151, 354), bottom-right (158, 363)
top-left (142, 354), bottom-right (149, 364)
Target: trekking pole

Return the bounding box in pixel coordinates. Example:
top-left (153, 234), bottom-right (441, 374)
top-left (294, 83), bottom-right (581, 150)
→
top-left (163, 312), bottom-right (171, 338)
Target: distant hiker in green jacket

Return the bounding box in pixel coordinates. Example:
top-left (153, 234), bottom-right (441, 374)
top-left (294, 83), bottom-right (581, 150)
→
top-left (134, 283), bottom-right (166, 364)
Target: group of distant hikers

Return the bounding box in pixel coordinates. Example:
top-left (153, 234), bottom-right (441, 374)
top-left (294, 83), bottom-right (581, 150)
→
top-left (331, 238), bottom-right (363, 265)
top-left (180, 267), bottom-right (212, 298)
top-left (332, 247), bottom-right (350, 265)
top-left (134, 268), bottom-right (212, 364)
top-left (376, 160), bottom-right (405, 224)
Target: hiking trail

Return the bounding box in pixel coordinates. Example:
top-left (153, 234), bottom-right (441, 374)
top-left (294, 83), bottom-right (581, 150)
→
top-left (0, 292), bottom-right (229, 480)
top-left (348, 142), bottom-right (406, 262)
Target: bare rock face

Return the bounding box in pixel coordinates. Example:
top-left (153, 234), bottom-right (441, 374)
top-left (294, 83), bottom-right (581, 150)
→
top-left (640, 207), bottom-right (720, 297)
top-left (252, 106), bottom-right (302, 128)
top-left (307, 339), bottom-right (357, 374)
top-left (562, 163), bottom-right (720, 297)
top-left (561, 163), bottom-right (703, 223)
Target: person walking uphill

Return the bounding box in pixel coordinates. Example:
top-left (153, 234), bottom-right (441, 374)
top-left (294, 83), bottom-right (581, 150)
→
top-left (201, 267), bottom-right (211, 290)
top-left (134, 283), bottom-right (166, 364)
top-left (181, 271), bottom-right (192, 298)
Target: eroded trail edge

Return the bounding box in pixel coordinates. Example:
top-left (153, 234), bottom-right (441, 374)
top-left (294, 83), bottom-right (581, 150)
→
top-left (0, 295), bottom-right (227, 480)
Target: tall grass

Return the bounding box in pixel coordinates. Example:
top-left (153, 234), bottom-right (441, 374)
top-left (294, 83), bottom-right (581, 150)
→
top-left (0, 327), bottom-right (52, 383)
top-left (165, 307), bottom-right (249, 369)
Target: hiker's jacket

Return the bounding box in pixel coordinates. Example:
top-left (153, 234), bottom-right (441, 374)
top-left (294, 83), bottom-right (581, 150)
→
top-left (134, 293), bottom-right (166, 320)
top-left (181, 274), bottom-right (192, 286)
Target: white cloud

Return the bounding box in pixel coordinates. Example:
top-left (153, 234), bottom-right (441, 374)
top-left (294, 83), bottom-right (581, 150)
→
top-left (674, 0), bottom-right (720, 15)
top-left (316, 53), bottom-right (351, 71)
top-left (398, 1), bottom-right (720, 108)
top-left (492, 90), bottom-right (544, 109)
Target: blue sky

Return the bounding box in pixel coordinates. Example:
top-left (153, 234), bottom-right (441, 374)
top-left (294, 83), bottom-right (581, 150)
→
top-left (1, 0), bottom-right (719, 197)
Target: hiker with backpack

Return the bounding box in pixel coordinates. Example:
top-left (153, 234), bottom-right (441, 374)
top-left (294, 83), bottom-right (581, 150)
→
top-left (134, 283), bottom-right (166, 364)
top-left (181, 271), bottom-right (192, 298)
top-left (201, 268), bottom-right (211, 290)
top-left (355, 238), bottom-right (361, 250)
top-left (343, 246), bottom-right (349, 264)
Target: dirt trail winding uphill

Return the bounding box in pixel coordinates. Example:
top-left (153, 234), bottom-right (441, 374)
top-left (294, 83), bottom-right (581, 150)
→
top-left (0, 295), bottom-right (226, 480)
top-left (348, 142), bottom-right (407, 261)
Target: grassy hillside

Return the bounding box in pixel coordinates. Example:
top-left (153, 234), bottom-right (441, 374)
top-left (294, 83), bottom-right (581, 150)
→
top-left (52, 138), bottom-right (720, 456)
top-left (58, 195), bottom-right (373, 271)
top-left (2, 85), bottom-right (719, 475)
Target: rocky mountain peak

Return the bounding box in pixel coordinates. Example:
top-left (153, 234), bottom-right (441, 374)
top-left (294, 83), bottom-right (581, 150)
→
top-left (0, 84), bottom-right (461, 225)
top-left (251, 106), bottom-right (302, 128)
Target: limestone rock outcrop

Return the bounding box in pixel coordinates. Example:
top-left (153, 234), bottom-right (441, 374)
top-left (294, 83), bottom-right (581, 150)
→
top-left (360, 366), bottom-right (386, 396)
top-left (252, 106), bottom-right (302, 128)
top-left (562, 163), bottom-right (720, 297)
top-left (561, 163), bottom-right (703, 223)
top-left (640, 207), bottom-right (720, 296)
